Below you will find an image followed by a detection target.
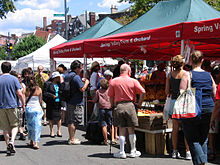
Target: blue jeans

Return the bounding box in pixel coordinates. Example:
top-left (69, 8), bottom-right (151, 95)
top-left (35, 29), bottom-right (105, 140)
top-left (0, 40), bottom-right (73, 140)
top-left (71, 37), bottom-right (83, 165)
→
top-left (182, 113), bottom-right (211, 165)
top-left (99, 109), bottom-right (112, 127)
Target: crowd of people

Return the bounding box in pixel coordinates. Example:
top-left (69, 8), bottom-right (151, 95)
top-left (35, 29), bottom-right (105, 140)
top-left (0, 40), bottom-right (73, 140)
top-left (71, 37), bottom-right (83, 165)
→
top-left (0, 51), bottom-right (220, 165)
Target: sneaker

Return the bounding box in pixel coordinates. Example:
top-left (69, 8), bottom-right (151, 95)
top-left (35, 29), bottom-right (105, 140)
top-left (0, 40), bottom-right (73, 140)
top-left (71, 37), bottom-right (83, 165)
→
top-left (113, 151), bottom-right (126, 159)
top-left (68, 138), bottom-right (81, 145)
top-left (129, 150), bottom-right (141, 158)
top-left (172, 150), bottom-right (181, 159)
top-left (8, 142), bottom-right (16, 155)
top-left (185, 151), bottom-right (192, 160)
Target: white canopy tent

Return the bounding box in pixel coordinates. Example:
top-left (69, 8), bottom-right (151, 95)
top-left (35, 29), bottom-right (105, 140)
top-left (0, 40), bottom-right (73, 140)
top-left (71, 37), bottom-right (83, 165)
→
top-left (15, 34), bottom-right (67, 73)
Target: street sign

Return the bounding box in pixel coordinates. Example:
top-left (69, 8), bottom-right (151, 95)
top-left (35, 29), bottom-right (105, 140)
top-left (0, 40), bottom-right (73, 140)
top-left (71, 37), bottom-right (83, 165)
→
top-left (54, 14), bottom-right (65, 17)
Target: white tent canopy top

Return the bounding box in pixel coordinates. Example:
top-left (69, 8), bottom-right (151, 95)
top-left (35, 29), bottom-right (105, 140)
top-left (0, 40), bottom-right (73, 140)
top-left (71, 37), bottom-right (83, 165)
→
top-left (15, 34), bottom-right (66, 72)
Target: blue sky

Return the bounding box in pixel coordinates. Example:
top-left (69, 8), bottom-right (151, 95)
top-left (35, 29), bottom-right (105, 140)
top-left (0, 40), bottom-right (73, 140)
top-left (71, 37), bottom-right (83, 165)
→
top-left (0, 0), bottom-right (130, 36)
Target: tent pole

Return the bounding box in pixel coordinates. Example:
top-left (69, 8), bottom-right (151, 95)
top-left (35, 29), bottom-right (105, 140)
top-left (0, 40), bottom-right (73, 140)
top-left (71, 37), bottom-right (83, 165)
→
top-left (181, 40), bottom-right (185, 55)
top-left (32, 56), bottom-right (34, 71)
top-left (50, 58), bottom-right (54, 72)
top-left (83, 53), bottom-right (88, 126)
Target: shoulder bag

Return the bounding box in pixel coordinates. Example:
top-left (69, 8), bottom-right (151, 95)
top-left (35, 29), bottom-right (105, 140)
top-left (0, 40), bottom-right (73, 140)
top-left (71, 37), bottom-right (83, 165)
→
top-left (172, 72), bottom-right (201, 119)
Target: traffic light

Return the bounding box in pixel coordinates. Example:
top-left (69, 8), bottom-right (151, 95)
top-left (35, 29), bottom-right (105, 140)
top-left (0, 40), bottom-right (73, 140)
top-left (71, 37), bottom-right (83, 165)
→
top-left (7, 43), bottom-right (13, 52)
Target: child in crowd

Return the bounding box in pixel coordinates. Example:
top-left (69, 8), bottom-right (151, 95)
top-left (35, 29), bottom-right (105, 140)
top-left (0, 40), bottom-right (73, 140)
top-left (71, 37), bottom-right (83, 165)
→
top-left (93, 79), bottom-right (116, 145)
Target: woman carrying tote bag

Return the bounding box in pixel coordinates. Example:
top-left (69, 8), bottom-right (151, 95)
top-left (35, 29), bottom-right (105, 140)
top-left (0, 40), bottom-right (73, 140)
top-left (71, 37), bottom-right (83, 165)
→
top-left (165, 55), bottom-right (191, 160)
top-left (179, 50), bottom-right (216, 165)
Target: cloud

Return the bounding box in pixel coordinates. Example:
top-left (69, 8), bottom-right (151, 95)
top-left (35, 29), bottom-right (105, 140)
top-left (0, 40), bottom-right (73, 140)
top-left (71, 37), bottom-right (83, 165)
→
top-left (18, 0), bottom-right (61, 9)
top-left (98, 0), bottom-right (128, 8)
top-left (0, 8), bottom-right (57, 36)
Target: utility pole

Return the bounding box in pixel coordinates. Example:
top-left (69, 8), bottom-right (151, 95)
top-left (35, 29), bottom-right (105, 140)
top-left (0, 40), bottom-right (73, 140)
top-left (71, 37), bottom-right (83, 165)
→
top-left (8, 32), bottom-right (11, 60)
top-left (85, 10), bottom-right (88, 31)
top-left (64, 0), bottom-right (68, 39)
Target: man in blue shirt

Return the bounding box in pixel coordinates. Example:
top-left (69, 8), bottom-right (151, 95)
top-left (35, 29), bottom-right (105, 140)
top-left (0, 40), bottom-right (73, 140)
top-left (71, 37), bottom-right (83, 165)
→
top-left (0, 62), bottom-right (25, 156)
top-left (65, 60), bottom-right (89, 145)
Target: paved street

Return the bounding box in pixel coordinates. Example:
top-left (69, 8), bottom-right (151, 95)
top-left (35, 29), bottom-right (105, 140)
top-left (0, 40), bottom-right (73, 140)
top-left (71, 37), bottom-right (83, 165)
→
top-left (0, 125), bottom-right (219, 165)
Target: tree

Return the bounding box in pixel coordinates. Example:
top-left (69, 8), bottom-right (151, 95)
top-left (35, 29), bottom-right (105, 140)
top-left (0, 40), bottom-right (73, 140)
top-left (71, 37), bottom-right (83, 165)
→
top-left (119, 0), bottom-right (220, 18)
top-left (0, 46), bottom-right (8, 60)
top-left (119, 0), bottom-right (161, 17)
top-left (205, 0), bottom-right (220, 11)
top-left (0, 0), bottom-right (17, 19)
top-left (12, 35), bottom-right (46, 60)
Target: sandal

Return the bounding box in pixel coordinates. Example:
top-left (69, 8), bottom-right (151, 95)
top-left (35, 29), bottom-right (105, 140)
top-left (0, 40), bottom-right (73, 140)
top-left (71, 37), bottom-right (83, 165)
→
top-left (33, 145), bottom-right (39, 150)
top-left (101, 141), bottom-right (109, 145)
top-left (111, 139), bottom-right (118, 144)
top-left (57, 134), bottom-right (62, 137)
top-left (57, 132), bottom-right (62, 137)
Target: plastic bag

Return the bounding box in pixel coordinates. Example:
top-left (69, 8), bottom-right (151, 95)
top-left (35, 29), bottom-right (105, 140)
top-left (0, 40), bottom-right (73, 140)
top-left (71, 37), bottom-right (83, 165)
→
top-left (163, 97), bottom-right (171, 121)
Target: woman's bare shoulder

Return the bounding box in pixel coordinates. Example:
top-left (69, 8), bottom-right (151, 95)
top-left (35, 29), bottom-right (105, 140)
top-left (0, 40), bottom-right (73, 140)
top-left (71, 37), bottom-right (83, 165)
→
top-left (35, 86), bottom-right (42, 95)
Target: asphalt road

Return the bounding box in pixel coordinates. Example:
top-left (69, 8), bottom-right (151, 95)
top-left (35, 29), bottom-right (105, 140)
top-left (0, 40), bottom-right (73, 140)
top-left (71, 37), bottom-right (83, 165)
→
top-left (0, 125), bottom-right (219, 165)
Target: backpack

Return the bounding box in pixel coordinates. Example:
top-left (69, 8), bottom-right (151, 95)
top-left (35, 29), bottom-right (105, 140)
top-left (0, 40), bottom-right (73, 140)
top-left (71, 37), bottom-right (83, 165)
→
top-left (59, 73), bottom-right (76, 102)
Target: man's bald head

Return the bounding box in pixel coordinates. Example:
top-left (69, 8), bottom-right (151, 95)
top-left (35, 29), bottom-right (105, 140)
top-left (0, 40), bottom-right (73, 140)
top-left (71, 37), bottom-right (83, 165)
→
top-left (120, 64), bottom-right (131, 76)
top-left (38, 65), bottom-right (44, 73)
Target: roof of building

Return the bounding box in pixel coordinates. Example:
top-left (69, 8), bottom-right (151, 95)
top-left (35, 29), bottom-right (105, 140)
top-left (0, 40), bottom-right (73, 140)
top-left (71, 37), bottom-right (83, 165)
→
top-left (35, 30), bottom-right (55, 42)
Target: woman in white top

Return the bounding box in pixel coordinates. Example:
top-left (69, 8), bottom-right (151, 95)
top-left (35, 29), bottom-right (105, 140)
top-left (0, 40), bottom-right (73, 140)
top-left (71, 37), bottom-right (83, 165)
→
top-left (24, 75), bottom-right (43, 149)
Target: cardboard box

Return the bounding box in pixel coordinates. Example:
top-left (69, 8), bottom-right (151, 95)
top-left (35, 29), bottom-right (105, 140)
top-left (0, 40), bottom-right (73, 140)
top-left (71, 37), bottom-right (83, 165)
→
top-left (138, 113), bottom-right (166, 130)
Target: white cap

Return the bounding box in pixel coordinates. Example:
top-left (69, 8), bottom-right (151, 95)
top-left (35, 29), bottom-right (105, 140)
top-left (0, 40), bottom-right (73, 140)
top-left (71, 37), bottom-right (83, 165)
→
top-left (51, 71), bottom-right (61, 79)
top-left (143, 66), bottom-right (148, 70)
top-left (104, 70), bottom-right (113, 77)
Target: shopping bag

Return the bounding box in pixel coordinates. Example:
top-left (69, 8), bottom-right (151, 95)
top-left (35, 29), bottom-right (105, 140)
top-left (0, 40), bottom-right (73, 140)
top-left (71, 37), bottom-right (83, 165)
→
top-left (163, 97), bottom-right (171, 121)
top-left (172, 72), bottom-right (201, 119)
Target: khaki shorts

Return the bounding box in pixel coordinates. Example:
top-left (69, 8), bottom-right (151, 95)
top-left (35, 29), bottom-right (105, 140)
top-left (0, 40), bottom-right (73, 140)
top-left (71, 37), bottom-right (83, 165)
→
top-left (67, 104), bottom-right (84, 126)
top-left (113, 102), bottom-right (138, 127)
top-left (0, 108), bottom-right (19, 131)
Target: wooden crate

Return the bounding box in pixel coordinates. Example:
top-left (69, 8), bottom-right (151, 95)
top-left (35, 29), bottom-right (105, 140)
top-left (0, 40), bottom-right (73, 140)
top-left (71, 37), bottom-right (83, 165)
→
top-left (145, 132), bottom-right (167, 155)
top-left (138, 113), bottom-right (166, 130)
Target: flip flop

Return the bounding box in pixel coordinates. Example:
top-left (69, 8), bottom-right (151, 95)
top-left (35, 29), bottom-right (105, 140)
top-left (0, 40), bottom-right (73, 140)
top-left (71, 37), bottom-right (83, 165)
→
top-left (33, 145), bottom-right (39, 150)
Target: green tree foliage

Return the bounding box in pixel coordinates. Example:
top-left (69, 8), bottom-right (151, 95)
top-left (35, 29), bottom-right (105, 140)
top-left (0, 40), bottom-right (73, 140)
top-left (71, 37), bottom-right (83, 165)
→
top-left (119, 0), bottom-right (161, 17)
top-left (0, 0), bottom-right (17, 19)
top-left (12, 35), bottom-right (46, 60)
top-left (205, 0), bottom-right (220, 11)
top-left (0, 46), bottom-right (8, 60)
top-left (119, 0), bottom-right (220, 18)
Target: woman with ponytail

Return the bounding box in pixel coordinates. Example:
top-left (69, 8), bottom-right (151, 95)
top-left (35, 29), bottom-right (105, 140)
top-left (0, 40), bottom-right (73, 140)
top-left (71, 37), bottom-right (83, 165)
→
top-left (23, 75), bottom-right (43, 149)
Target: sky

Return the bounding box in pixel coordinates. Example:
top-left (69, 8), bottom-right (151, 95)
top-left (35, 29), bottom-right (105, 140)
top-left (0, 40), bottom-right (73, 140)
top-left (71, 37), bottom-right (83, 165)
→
top-left (0, 0), bottom-right (131, 37)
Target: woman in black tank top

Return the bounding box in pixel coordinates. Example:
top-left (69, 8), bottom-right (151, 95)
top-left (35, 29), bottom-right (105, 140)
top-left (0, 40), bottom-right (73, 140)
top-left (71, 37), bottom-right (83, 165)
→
top-left (165, 55), bottom-right (191, 160)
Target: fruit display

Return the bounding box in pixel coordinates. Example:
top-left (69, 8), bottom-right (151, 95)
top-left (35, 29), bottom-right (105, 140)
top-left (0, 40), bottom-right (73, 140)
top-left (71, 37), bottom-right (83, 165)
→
top-left (144, 82), bottom-right (166, 101)
top-left (137, 109), bottom-right (162, 116)
top-left (137, 110), bottom-right (165, 130)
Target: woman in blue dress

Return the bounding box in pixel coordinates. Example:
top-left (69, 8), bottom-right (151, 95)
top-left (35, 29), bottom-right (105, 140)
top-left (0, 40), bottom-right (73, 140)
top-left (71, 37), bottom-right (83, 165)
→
top-left (180, 50), bottom-right (216, 165)
top-left (24, 75), bottom-right (43, 149)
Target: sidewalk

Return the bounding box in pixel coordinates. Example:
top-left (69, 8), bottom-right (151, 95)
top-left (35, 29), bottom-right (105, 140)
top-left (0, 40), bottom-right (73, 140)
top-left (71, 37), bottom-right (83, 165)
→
top-left (0, 125), bottom-right (219, 165)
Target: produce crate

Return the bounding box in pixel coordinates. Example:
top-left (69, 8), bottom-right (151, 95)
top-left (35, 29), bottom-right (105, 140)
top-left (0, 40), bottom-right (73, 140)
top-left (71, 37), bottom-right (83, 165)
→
top-left (145, 132), bottom-right (167, 155)
top-left (138, 113), bottom-right (166, 130)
